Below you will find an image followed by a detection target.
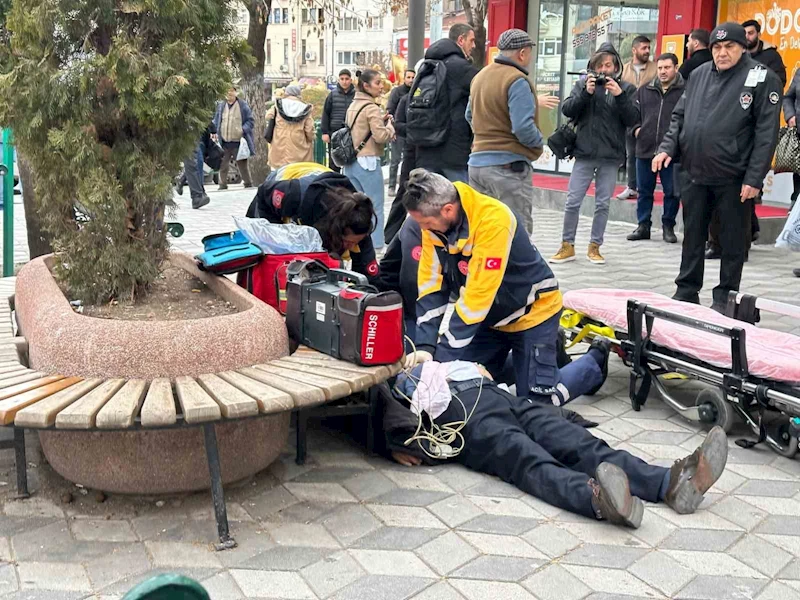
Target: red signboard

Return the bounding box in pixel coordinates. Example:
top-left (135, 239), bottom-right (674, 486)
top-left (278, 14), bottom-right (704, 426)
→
top-left (397, 37), bottom-right (431, 59)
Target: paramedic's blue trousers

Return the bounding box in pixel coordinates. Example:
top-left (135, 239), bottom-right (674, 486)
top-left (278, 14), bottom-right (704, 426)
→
top-left (438, 384), bottom-right (667, 518)
top-left (454, 313), bottom-right (601, 405)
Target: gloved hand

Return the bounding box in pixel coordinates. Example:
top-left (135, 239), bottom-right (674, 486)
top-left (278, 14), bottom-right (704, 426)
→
top-left (404, 350), bottom-right (433, 370)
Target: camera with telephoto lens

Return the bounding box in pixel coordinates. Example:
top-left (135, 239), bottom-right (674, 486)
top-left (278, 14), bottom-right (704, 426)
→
top-left (589, 71), bottom-right (608, 87)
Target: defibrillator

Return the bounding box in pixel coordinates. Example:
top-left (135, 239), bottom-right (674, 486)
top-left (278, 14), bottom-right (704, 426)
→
top-left (285, 260), bottom-right (405, 366)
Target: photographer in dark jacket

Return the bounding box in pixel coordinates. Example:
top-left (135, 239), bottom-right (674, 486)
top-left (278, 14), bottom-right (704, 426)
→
top-left (415, 24), bottom-right (480, 183)
top-left (550, 43), bottom-right (639, 266)
top-left (627, 54), bottom-right (684, 244)
top-left (653, 22), bottom-right (782, 312)
top-left (321, 70), bottom-right (356, 173)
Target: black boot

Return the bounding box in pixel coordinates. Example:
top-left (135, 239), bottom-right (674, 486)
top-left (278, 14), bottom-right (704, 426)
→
top-left (705, 246), bottom-right (722, 260)
top-left (176, 173), bottom-right (186, 196)
top-left (627, 223), bottom-right (650, 241)
top-left (662, 224), bottom-right (677, 244)
top-left (585, 338), bottom-right (611, 396)
top-left (794, 268), bottom-right (800, 277)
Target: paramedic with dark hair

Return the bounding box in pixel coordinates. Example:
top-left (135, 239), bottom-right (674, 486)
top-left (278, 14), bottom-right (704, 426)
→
top-left (401, 168), bottom-right (609, 407)
top-left (246, 162), bottom-right (379, 280)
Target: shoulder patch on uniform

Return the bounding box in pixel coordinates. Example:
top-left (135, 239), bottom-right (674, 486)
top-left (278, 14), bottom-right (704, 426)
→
top-left (367, 260), bottom-right (379, 276)
top-left (740, 92), bottom-right (753, 110)
top-left (769, 91), bottom-right (780, 105)
top-left (458, 260), bottom-right (470, 276)
top-left (272, 189), bottom-right (285, 209)
top-left (412, 245), bottom-right (422, 261)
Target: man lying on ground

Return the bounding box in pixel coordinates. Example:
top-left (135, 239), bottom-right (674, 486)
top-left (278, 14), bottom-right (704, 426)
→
top-left (384, 360), bottom-right (728, 529)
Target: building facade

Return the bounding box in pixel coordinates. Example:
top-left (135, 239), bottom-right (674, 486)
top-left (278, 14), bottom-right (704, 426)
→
top-left (235, 1), bottom-right (394, 84)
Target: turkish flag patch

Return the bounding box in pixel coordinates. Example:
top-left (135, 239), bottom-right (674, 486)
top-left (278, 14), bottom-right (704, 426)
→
top-left (272, 190), bottom-right (285, 209)
top-left (485, 258), bottom-right (503, 270)
top-left (367, 261), bottom-right (379, 276)
top-left (411, 246), bottom-right (422, 261)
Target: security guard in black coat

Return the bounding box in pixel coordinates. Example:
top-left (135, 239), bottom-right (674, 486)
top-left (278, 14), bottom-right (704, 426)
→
top-left (653, 22), bottom-right (782, 312)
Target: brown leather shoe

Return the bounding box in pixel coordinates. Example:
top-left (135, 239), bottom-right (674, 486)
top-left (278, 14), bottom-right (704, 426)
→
top-left (590, 463), bottom-right (643, 528)
top-left (665, 426), bottom-right (728, 515)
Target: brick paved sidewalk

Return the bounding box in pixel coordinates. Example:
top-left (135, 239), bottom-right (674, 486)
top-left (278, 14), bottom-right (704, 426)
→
top-left (1, 184), bottom-right (800, 599)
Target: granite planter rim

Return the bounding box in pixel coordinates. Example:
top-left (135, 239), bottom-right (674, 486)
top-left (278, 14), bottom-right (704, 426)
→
top-left (15, 250), bottom-right (289, 379)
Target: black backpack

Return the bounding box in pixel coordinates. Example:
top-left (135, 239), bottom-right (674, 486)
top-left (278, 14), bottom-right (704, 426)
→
top-left (330, 104), bottom-right (373, 168)
top-left (406, 59), bottom-right (450, 148)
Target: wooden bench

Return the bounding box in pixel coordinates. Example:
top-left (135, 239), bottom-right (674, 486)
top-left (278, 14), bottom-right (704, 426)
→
top-left (0, 338), bottom-right (401, 550)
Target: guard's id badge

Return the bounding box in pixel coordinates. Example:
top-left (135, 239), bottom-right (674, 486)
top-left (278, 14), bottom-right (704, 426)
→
top-left (745, 66), bottom-right (767, 87)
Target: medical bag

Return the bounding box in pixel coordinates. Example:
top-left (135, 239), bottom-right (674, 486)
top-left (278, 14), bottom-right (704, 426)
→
top-left (285, 260), bottom-right (404, 366)
top-left (237, 252), bottom-right (341, 314)
top-left (195, 231), bottom-right (263, 275)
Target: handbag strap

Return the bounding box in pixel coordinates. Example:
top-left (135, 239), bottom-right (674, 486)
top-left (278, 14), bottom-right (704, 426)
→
top-left (349, 103), bottom-right (375, 153)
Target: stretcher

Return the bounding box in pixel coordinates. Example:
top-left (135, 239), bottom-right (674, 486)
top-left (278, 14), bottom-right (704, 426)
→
top-left (561, 289), bottom-right (800, 457)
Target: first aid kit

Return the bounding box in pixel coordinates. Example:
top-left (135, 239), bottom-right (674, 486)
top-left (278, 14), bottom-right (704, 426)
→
top-left (285, 260), bottom-right (404, 366)
top-left (237, 252), bottom-right (341, 314)
top-left (195, 231), bottom-right (264, 275)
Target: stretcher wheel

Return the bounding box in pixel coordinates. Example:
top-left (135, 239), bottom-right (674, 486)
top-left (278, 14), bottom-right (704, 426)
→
top-left (695, 388), bottom-right (736, 433)
top-left (769, 420), bottom-right (799, 458)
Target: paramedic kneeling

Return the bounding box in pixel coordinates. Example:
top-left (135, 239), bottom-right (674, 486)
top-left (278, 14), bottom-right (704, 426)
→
top-left (402, 168), bottom-right (608, 405)
top-left (246, 162), bottom-right (380, 281)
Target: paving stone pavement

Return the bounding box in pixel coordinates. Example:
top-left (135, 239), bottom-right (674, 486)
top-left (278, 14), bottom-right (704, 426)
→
top-left (1, 183), bottom-right (800, 599)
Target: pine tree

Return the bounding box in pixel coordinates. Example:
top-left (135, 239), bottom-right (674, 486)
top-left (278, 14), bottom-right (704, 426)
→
top-left (0, 0), bottom-right (246, 303)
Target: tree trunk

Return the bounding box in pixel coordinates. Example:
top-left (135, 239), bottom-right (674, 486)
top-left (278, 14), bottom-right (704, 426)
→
top-left (241, 0), bottom-right (271, 81)
top-left (240, 77), bottom-right (271, 185)
top-left (462, 0), bottom-right (488, 68)
top-left (16, 154), bottom-right (52, 259)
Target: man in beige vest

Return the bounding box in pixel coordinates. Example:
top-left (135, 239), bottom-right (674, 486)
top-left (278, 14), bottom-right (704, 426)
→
top-left (466, 29), bottom-right (543, 235)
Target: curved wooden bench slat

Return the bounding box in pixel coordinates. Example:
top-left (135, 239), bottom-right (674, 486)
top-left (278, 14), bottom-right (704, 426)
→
top-left (251, 364), bottom-right (351, 401)
top-left (0, 372), bottom-right (48, 391)
top-left (140, 378), bottom-right (177, 427)
top-left (175, 376), bottom-right (222, 424)
top-left (0, 360), bottom-right (22, 370)
top-left (96, 379), bottom-right (148, 429)
top-left (0, 377), bottom-right (83, 425)
top-left (272, 358), bottom-right (373, 393)
top-left (197, 373), bottom-right (259, 419)
top-left (0, 364), bottom-right (26, 376)
top-left (280, 356), bottom-right (385, 384)
top-left (292, 348), bottom-right (402, 379)
top-left (0, 375), bottom-right (64, 401)
top-left (217, 371), bottom-right (294, 415)
top-left (15, 379), bottom-right (104, 428)
top-left (55, 379), bottom-right (126, 429)
top-left (0, 367), bottom-right (32, 381)
top-left (237, 366), bottom-right (325, 408)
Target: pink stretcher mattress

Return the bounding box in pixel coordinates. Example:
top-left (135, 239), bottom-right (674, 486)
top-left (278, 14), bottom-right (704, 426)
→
top-left (563, 289), bottom-right (800, 385)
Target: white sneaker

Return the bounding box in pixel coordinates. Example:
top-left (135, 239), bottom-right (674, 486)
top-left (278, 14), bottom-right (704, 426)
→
top-left (616, 187), bottom-right (638, 200)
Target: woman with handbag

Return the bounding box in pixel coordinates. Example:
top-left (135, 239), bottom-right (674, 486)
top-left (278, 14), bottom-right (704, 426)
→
top-left (343, 69), bottom-right (395, 249)
top-left (783, 70), bottom-right (800, 209)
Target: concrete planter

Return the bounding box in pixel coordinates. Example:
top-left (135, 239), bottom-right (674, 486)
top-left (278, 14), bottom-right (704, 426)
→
top-left (14, 252), bottom-right (291, 494)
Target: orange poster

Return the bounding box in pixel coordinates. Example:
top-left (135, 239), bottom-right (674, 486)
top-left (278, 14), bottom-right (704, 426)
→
top-left (720, 0), bottom-right (800, 89)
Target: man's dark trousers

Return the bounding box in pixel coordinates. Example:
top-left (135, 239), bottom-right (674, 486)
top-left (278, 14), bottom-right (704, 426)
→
top-left (625, 132), bottom-right (638, 191)
top-left (389, 137), bottom-right (405, 190)
top-left (675, 171), bottom-right (750, 306)
top-left (635, 158), bottom-right (680, 227)
top-left (437, 384), bottom-right (667, 518)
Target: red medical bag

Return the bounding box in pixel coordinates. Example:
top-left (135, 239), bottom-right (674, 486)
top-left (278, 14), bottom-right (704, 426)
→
top-left (237, 253), bottom-right (341, 314)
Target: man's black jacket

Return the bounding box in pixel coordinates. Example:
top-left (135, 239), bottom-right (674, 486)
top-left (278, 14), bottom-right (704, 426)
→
top-left (658, 55), bottom-right (782, 188)
top-left (679, 48), bottom-right (712, 81)
top-left (751, 41), bottom-right (787, 87)
top-left (387, 84), bottom-right (410, 120)
top-left (632, 74), bottom-right (685, 159)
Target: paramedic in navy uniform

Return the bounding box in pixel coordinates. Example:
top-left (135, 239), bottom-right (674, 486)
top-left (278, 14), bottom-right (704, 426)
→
top-left (653, 22), bottom-right (781, 312)
top-left (401, 168), bottom-right (608, 407)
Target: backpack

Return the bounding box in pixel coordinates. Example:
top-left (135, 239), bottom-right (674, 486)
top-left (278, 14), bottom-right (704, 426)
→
top-left (406, 59), bottom-right (450, 148)
top-left (330, 104), bottom-right (373, 168)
